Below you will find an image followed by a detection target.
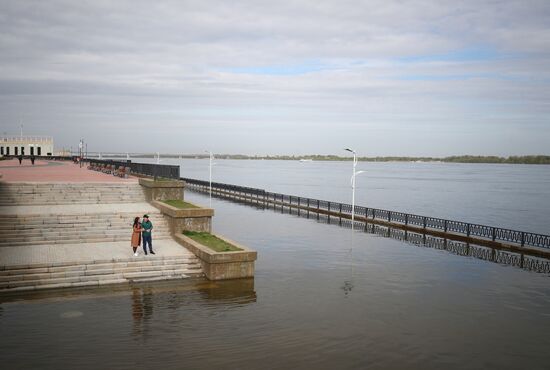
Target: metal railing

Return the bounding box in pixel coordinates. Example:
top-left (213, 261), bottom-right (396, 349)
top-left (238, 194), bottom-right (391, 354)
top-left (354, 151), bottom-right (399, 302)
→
top-left (181, 177), bottom-right (550, 251)
top-left (89, 159), bottom-right (180, 179)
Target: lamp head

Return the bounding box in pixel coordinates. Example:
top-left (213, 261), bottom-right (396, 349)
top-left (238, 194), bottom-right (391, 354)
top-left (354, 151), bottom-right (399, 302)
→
top-left (344, 148), bottom-right (355, 154)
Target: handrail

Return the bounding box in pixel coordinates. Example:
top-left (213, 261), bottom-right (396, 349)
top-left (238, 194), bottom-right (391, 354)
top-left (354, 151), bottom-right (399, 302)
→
top-left (181, 177), bottom-right (550, 250)
top-left (89, 158), bottom-right (180, 179)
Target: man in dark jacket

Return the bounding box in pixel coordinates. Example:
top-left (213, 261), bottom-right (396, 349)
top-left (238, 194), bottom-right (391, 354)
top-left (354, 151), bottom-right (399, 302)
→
top-left (141, 214), bottom-right (155, 255)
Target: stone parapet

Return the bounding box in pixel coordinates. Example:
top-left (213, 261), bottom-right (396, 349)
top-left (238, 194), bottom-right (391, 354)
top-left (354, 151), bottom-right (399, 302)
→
top-left (139, 178), bottom-right (185, 201)
top-left (152, 200), bottom-right (213, 233)
top-left (174, 233), bottom-right (257, 280)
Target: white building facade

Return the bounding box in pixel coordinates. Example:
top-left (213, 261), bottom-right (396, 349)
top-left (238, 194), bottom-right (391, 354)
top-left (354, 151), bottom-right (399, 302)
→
top-left (0, 136), bottom-right (54, 157)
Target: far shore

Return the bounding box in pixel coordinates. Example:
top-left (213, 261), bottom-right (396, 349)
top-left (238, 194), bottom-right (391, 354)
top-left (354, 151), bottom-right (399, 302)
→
top-left (68, 154), bottom-right (550, 165)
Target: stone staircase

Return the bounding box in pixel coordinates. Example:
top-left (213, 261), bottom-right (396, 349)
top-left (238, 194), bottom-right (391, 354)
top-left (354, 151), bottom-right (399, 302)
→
top-left (0, 211), bottom-right (171, 247)
top-left (0, 255), bottom-right (203, 293)
top-left (0, 181), bottom-right (204, 293)
top-left (0, 183), bottom-right (147, 205)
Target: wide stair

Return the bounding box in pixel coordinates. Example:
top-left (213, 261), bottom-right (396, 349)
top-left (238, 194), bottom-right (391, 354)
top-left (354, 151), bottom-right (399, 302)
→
top-left (0, 183), bottom-right (147, 205)
top-left (0, 255), bottom-right (203, 293)
top-left (0, 211), bottom-right (171, 247)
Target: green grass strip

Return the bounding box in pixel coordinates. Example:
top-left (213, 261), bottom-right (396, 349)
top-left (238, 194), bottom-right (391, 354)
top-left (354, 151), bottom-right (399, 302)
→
top-left (183, 231), bottom-right (242, 252)
top-left (163, 199), bottom-right (198, 209)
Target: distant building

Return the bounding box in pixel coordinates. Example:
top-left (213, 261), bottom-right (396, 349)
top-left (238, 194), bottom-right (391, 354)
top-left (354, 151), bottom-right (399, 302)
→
top-left (0, 136), bottom-right (54, 157)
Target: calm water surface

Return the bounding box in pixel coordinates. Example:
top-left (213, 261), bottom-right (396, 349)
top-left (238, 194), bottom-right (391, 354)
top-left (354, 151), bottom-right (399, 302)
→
top-left (145, 159), bottom-right (550, 234)
top-left (1, 190), bottom-right (549, 370)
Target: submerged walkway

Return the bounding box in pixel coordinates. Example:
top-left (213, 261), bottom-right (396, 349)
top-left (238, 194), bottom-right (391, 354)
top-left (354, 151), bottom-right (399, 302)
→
top-left (0, 159), bottom-right (136, 183)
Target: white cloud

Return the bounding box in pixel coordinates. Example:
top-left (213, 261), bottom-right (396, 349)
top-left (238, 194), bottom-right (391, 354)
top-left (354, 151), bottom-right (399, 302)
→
top-left (0, 0), bottom-right (549, 155)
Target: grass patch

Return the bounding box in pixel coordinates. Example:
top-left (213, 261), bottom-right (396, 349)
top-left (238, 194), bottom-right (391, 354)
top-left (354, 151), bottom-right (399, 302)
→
top-left (163, 199), bottom-right (198, 209)
top-left (153, 177), bottom-right (178, 182)
top-left (183, 231), bottom-right (242, 252)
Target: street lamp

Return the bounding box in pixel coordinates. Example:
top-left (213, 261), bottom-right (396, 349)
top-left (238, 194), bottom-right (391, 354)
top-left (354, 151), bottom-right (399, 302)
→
top-left (344, 148), bottom-right (364, 227)
top-left (205, 150), bottom-right (214, 207)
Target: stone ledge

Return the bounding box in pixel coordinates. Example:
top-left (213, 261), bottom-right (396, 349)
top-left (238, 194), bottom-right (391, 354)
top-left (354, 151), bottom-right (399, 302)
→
top-left (138, 178), bottom-right (185, 188)
top-left (152, 200), bottom-right (214, 218)
top-left (174, 233), bottom-right (257, 280)
top-left (139, 178), bottom-right (185, 201)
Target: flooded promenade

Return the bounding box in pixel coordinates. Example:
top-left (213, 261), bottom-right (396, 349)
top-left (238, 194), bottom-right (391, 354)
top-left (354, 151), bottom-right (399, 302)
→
top-left (1, 187), bottom-right (549, 370)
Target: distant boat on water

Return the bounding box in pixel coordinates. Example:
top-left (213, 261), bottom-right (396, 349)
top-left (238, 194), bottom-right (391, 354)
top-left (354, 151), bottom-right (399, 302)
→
top-left (299, 159), bottom-right (313, 162)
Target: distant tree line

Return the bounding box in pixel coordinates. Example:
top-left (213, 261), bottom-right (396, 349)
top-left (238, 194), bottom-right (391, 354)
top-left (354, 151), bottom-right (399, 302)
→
top-left (107, 153), bottom-right (550, 164)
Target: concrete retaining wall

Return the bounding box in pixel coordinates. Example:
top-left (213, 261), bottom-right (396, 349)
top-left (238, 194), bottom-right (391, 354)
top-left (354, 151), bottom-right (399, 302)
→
top-left (174, 234), bottom-right (257, 280)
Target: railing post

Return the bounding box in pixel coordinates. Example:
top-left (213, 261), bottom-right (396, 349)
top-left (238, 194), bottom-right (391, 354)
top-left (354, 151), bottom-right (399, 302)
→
top-left (317, 199), bottom-right (320, 220)
top-left (467, 224), bottom-right (470, 237)
top-left (492, 228), bottom-right (496, 241)
top-left (444, 220), bottom-right (447, 232)
top-left (405, 214), bottom-right (408, 225)
top-left (423, 216), bottom-right (426, 229)
top-left (388, 211), bottom-right (391, 222)
top-left (521, 232), bottom-right (525, 247)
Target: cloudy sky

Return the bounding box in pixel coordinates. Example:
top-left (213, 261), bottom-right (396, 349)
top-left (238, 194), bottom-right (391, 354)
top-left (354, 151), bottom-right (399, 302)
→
top-left (0, 0), bottom-right (549, 156)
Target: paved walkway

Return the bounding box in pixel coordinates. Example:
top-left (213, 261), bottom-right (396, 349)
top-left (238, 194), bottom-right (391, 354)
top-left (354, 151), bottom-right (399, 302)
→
top-left (0, 159), bottom-right (137, 183)
top-left (0, 240), bottom-right (195, 268)
top-left (0, 162), bottom-right (198, 273)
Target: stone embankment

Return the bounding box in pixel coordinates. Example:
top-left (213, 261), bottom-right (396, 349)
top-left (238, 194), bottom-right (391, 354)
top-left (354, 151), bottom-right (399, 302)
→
top-left (0, 176), bottom-right (204, 293)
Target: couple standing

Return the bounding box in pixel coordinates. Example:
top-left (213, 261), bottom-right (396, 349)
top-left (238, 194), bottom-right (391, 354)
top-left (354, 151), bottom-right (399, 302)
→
top-left (131, 215), bottom-right (155, 256)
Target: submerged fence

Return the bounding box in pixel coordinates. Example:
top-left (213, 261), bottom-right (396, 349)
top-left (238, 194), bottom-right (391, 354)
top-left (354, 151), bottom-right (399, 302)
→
top-left (88, 158), bottom-right (180, 179)
top-left (181, 177), bottom-right (550, 251)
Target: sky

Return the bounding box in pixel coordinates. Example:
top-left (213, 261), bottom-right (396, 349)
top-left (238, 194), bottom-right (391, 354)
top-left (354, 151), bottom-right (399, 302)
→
top-left (0, 0), bottom-right (549, 156)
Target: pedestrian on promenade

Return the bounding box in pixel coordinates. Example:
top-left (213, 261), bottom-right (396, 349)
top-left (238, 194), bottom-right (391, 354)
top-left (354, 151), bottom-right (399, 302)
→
top-left (141, 214), bottom-right (155, 255)
top-left (131, 216), bottom-right (142, 256)
top-left (30, 155), bottom-right (35, 165)
top-left (18, 155), bottom-right (23, 165)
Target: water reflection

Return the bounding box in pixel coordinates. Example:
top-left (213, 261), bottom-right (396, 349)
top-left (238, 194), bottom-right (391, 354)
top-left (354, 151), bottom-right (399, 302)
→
top-left (131, 287), bottom-right (154, 337)
top-left (0, 278), bottom-right (257, 306)
top-left (192, 188), bottom-right (550, 274)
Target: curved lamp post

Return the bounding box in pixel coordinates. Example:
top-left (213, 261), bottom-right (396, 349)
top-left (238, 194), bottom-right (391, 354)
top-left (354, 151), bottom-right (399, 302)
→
top-left (205, 150), bottom-right (214, 207)
top-left (344, 148), bottom-right (364, 227)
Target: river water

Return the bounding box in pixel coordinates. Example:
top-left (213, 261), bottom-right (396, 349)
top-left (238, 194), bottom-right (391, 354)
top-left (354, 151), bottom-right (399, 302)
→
top-left (1, 160), bottom-right (549, 369)
top-left (168, 159), bottom-right (550, 234)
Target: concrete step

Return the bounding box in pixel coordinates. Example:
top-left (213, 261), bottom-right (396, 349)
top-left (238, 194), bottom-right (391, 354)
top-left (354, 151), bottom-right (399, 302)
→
top-left (0, 235), bottom-right (173, 247)
top-left (0, 225), bottom-right (170, 234)
top-left (0, 255), bottom-right (199, 274)
top-left (0, 200), bottom-right (148, 205)
top-left (0, 266), bottom-right (201, 288)
top-left (0, 212), bottom-right (164, 219)
top-left (0, 223), bottom-right (170, 230)
top-left (0, 185), bottom-right (143, 189)
top-left (0, 217), bottom-right (167, 225)
top-left (0, 254), bottom-right (203, 292)
top-left (0, 232), bottom-right (172, 243)
top-left (0, 216), bottom-right (165, 224)
top-left (0, 220), bottom-right (168, 225)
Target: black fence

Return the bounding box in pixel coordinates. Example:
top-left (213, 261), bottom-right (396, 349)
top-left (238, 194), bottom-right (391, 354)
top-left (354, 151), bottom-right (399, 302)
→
top-left (181, 177), bottom-right (550, 251)
top-left (89, 159), bottom-right (180, 179)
